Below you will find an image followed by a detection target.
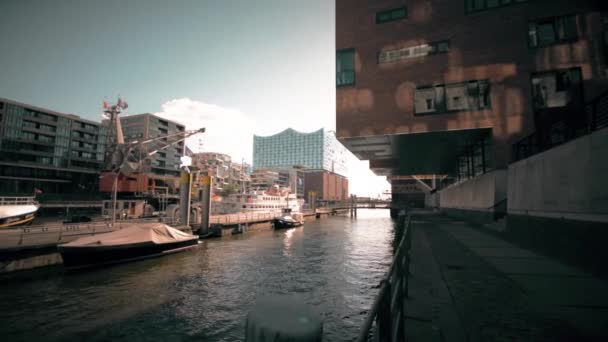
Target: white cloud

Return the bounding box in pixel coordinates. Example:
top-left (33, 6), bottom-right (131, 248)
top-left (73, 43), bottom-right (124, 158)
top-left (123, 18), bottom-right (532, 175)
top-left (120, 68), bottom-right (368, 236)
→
top-left (153, 97), bottom-right (390, 197)
top-left (154, 98), bottom-right (255, 163)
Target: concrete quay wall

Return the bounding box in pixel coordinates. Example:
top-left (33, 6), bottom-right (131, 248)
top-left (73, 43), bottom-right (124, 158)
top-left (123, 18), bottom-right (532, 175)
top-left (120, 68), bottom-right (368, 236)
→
top-left (438, 169), bottom-right (507, 223)
top-left (507, 127), bottom-right (608, 223)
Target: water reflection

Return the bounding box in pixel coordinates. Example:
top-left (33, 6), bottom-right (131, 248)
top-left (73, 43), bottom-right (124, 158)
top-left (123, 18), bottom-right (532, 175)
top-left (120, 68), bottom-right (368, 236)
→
top-left (282, 227), bottom-right (298, 257)
top-left (0, 210), bottom-right (395, 341)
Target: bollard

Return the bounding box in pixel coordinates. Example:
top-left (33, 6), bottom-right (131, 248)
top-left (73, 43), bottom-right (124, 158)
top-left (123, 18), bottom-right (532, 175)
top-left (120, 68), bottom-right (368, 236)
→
top-left (179, 171), bottom-right (192, 226)
top-left (245, 295), bottom-right (323, 342)
top-left (199, 176), bottom-right (212, 234)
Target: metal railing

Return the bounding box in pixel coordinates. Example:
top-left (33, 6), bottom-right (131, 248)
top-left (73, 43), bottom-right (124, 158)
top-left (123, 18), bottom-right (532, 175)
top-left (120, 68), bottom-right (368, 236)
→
top-left (0, 211), bottom-right (288, 251)
top-left (358, 214), bottom-right (412, 342)
top-left (0, 196), bottom-right (38, 206)
top-left (0, 217), bottom-right (182, 252)
top-left (513, 89), bottom-right (608, 162)
top-left (209, 212), bottom-right (275, 225)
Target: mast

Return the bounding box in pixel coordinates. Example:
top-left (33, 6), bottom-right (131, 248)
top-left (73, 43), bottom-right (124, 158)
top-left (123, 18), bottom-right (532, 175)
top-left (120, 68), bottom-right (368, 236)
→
top-left (102, 98), bottom-right (129, 227)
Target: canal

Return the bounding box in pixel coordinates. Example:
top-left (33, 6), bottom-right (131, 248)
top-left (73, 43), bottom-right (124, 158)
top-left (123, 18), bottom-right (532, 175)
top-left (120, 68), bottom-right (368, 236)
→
top-left (0, 210), bottom-right (397, 341)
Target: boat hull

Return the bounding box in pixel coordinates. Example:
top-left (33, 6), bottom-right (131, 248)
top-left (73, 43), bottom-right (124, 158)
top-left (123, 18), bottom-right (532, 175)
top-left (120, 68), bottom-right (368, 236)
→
top-left (0, 212), bottom-right (36, 228)
top-left (58, 239), bottom-right (199, 270)
top-left (273, 218), bottom-right (303, 229)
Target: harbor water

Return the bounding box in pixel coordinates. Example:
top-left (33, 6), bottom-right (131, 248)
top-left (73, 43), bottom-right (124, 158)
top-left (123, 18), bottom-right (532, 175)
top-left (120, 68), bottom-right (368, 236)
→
top-left (0, 210), bottom-right (397, 341)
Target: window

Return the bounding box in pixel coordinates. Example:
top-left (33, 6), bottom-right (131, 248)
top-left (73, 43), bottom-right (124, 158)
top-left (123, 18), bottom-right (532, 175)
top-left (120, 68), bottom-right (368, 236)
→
top-left (529, 15), bottom-right (578, 47)
top-left (376, 7), bottom-right (407, 24)
top-left (22, 132), bottom-right (35, 140)
top-left (531, 68), bottom-right (582, 109)
top-left (336, 49), bottom-right (355, 86)
top-left (23, 120), bottom-right (36, 129)
top-left (38, 134), bottom-right (54, 143)
top-left (466, 0), bottom-right (528, 13)
top-left (415, 80), bottom-right (490, 115)
top-left (378, 40), bottom-right (449, 64)
top-left (38, 157), bottom-right (52, 165)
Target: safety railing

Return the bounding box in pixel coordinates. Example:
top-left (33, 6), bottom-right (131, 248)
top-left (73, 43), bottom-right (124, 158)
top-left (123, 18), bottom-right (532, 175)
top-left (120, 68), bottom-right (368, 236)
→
top-left (0, 212), bottom-right (286, 251)
top-left (0, 197), bottom-right (38, 206)
top-left (513, 89), bottom-right (608, 162)
top-left (357, 214), bottom-right (412, 342)
top-left (0, 217), bottom-right (182, 251)
top-left (209, 212), bottom-right (275, 225)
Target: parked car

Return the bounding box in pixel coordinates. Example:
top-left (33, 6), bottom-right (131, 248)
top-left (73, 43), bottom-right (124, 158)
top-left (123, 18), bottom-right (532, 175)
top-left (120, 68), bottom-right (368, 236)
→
top-left (63, 216), bottom-right (92, 224)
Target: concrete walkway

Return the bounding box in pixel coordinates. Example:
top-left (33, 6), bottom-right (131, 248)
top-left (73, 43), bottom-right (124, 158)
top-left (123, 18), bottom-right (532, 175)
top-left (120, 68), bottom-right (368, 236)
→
top-left (405, 213), bottom-right (608, 341)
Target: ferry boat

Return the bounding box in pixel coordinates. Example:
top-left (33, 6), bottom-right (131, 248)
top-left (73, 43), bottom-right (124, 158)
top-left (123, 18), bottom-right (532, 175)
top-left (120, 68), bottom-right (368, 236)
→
top-left (0, 196), bottom-right (40, 228)
top-left (211, 185), bottom-right (303, 216)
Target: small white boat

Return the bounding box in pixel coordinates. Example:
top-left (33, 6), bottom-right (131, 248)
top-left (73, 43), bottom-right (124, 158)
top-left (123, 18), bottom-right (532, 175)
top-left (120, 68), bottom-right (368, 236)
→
top-left (0, 196), bottom-right (39, 228)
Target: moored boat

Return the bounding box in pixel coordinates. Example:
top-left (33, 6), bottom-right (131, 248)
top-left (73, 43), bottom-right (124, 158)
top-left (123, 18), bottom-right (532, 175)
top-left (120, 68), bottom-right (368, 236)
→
top-left (0, 196), bottom-right (39, 228)
top-left (212, 185), bottom-right (303, 215)
top-left (273, 208), bottom-right (304, 229)
top-left (58, 222), bottom-right (199, 269)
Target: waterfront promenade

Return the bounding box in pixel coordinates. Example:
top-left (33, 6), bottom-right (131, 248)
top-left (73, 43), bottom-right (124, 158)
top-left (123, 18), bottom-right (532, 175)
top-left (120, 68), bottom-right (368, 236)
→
top-left (405, 212), bottom-right (608, 341)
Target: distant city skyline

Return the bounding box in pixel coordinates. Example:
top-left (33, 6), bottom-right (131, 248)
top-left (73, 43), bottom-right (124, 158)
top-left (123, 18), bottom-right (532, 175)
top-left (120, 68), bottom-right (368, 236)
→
top-left (0, 0), bottom-right (389, 196)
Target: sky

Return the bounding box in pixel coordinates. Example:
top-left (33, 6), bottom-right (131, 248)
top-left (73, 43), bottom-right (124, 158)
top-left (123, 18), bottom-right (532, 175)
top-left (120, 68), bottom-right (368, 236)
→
top-left (0, 0), bottom-right (389, 197)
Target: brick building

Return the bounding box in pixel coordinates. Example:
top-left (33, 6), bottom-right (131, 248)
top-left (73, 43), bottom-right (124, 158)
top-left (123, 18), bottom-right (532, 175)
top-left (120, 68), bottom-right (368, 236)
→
top-left (336, 0), bottom-right (608, 214)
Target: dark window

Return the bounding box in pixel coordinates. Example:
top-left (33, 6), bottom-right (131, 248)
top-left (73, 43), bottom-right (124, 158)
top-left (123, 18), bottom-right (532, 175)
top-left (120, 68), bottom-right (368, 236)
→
top-left (531, 68), bottom-right (582, 109)
top-left (376, 7), bottom-right (407, 24)
top-left (336, 49), bottom-right (355, 86)
top-left (529, 15), bottom-right (578, 47)
top-left (415, 79), bottom-right (491, 115)
top-left (22, 120), bottom-right (37, 129)
top-left (429, 40), bottom-right (450, 54)
top-left (466, 0), bottom-right (528, 13)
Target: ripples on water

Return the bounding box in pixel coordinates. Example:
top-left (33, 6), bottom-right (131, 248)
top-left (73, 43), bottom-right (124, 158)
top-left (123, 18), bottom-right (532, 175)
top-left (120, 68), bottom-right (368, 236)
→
top-left (0, 210), bottom-right (397, 341)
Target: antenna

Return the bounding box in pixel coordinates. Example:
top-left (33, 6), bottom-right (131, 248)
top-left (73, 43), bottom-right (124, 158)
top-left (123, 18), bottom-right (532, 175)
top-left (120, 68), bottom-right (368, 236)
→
top-left (198, 137), bottom-right (204, 153)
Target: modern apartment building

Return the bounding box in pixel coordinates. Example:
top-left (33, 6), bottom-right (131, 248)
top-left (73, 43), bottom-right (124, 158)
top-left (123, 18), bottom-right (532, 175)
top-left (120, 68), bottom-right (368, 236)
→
top-left (192, 152), bottom-right (251, 194)
top-left (253, 128), bottom-right (349, 177)
top-left (0, 98), bottom-right (106, 195)
top-left (336, 0), bottom-right (608, 216)
top-left (250, 169), bottom-right (285, 190)
top-left (120, 113), bottom-right (186, 177)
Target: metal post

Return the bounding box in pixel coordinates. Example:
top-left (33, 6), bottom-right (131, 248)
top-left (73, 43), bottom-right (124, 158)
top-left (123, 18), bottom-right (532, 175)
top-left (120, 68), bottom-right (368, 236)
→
top-left (179, 170), bottom-right (192, 226)
top-left (199, 175), bottom-right (212, 233)
top-left (354, 195), bottom-right (357, 218)
top-left (111, 173), bottom-right (118, 227)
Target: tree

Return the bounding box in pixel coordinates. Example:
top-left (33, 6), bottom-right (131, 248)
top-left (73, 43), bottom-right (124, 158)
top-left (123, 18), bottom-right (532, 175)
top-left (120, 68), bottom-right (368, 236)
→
top-left (216, 183), bottom-right (241, 197)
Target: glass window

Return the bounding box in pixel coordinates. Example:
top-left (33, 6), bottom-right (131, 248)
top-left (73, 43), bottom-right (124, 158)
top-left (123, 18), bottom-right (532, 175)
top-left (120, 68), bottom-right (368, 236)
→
top-left (415, 80), bottom-right (490, 115)
top-left (529, 15), bottom-right (578, 47)
top-left (376, 7), bottom-right (407, 24)
top-left (22, 132), bottom-right (35, 140)
top-left (380, 40), bottom-right (449, 64)
top-left (531, 68), bottom-right (582, 109)
top-left (466, 0), bottom-right (527, 12)
top-left (336, 49), bottom-right (355, 86)
top-left (414, 87), bottom-right (437, 114)
top-left (446, 84), bottom-right (469, 111)
top-left (23, 120), bottom-right (36, 129)
top-left (537, 20), bottom-right (557, 46)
